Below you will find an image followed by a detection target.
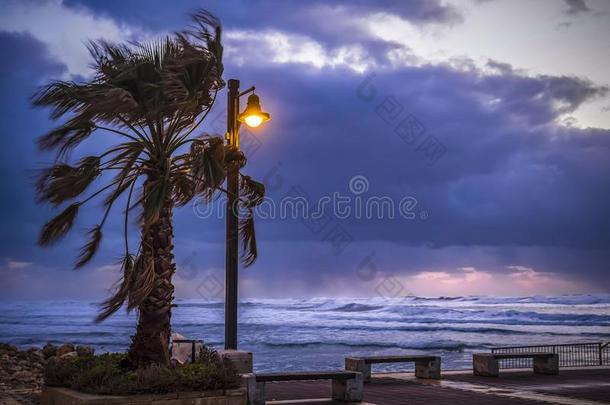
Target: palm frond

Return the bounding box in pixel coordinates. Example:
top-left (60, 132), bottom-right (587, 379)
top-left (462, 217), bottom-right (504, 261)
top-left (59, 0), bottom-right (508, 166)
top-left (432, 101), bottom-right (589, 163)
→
top-left (87, 40), bottom-right (134, 79)
top-left (95, 253), bottom-right (136, 323)
top-left (127, 254), bottom-right (156, 311)
top-left (171, 170), bottom-right (196, 207)
top-left (36, 156), bottom-right (101, 205)
top-left (74, 226), bottom-right (102, 268)
top-left (38, 203), bottom-right (79, 246)
top-left (240, 175), bottom-right (265, 208)
top-left (38, 119), bottom-right (95, 156)
top-left (31, 81), bottom-right (85, 120)
top-left (224, 145), bottom-right (246, 169)
top-left (188, 9), bottom-right (224, 81)
top-left (239, 213), bottom-right (257, 267)
top-left (188, 136), bottom-right (226, 197)
top-left (238, 175), bottom-right (266, 267)
top-left (141, 174), bottom-right (169, 229)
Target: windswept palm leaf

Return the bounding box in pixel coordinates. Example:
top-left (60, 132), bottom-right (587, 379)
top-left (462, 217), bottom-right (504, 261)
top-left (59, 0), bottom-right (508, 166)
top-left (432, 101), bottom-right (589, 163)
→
top-left (95, 253), bottom-right (136, 322)
top-left (39, 203), bottom-right (80, 246)
top-left (127, 254), bottom-right (156, 311)
top-left (36, 156), bottom-right (101, 205)
top-left (239, 214), bottom-right (258, 267)
top-left (75, 226), bottom-right (103, 268)
top-left (238, 176), bottom-right (266, 267)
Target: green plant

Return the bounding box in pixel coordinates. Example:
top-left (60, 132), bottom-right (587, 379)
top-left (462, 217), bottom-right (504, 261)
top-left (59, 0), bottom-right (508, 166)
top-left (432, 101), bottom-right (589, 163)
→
top-left (43, 351), bottom-right (240, 395)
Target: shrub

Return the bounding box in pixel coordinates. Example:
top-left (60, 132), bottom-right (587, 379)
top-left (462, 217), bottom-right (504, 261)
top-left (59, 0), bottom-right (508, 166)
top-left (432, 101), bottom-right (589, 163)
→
top-left (44, 347), bottom-right (240, 395)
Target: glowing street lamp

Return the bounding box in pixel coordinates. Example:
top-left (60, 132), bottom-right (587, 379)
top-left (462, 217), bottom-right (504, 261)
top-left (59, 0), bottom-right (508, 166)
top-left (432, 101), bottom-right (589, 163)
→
top-left (238, 94), bottom-right (271, 128)
top-left (225, 79), bottom-right (271, 351)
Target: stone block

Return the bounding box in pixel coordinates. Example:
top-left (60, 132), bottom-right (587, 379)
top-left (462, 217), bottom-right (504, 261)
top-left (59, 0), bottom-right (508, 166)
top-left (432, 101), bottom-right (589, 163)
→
top-left (331, 372), bottom-right (363, 402)
top-left (219, 350), bottom-right (253, 374)
top-left (415, 356), bottom-right (441, 379)
top-left (345, 357), bottom-right (371, 382)
top-left (473, 353), bottom-right (499, 377)
top-left (534, 354), bottom-right (559, 375)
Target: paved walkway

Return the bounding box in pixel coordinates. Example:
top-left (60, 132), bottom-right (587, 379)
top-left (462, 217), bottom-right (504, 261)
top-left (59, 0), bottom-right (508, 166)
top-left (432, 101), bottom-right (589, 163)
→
top-left (2, 368), bottom-right (608, 404)
top-left (265, 368), bottom-right (610, 405)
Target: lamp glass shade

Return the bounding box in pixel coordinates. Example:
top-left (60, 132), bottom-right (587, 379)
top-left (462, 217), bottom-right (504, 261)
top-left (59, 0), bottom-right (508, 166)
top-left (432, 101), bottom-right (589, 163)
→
top-left (238, 93), bottom-right (271, 128)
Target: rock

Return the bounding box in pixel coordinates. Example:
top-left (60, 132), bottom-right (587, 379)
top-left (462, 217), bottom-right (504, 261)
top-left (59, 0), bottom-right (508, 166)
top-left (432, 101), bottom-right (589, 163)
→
top-left (28, 348), bottom-right (45, 363)
top-left (56, 343), bottom-right (75, 357)
top-left (16, 350), bottom-right (30, 360)
top-left (12, 370), bottom-right (32, 381)
top-left (76, 345), bottom-right (94, 357)
top-left (0, 343), bottom-right (18, 355)
top-left (59, 351), bottom-right (78, 360)
top-left (42, 343), bottom-right (57, 358)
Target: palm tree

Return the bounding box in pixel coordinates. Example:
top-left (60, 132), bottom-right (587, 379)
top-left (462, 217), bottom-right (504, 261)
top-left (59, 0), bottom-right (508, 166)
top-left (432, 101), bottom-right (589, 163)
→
top-left (32, 10), bottom-right (265, 368)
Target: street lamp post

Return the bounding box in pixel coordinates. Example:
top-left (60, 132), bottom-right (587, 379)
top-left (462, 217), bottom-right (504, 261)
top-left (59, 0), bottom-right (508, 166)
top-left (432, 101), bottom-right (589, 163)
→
top-left (225, 78), bottom-right (270, 351)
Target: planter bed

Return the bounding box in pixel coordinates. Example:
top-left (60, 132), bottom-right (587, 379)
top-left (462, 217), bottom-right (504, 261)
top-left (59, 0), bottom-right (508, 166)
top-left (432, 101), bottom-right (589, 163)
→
top-left (42, 386), bottom-right (246, 405)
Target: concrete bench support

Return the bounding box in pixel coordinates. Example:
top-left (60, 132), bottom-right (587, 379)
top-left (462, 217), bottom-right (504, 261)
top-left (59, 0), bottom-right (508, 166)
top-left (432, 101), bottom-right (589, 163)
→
top-left (332, 371), bottom-right (363, 402)
top-left (243, 374), bottom-right (265, 405)
top-left (533, 354), bottom-right (559, 375)
top-left (415, 357), bottom-right (441, 379)
top-left (245, 371), bottom-right (362, 405)
top-left (473, 353), bottom-right (559, 377)
top-left (473, 354), bottom-right (500, 377)
top-left (346, 355), bottom-right (441, 382)
top-left (345, 357), bottom-right (371, 382)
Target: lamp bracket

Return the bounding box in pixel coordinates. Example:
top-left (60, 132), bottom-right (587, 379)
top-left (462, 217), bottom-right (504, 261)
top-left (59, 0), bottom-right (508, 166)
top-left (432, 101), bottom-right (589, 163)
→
top-left (237, 86), bottom-right (256, 98)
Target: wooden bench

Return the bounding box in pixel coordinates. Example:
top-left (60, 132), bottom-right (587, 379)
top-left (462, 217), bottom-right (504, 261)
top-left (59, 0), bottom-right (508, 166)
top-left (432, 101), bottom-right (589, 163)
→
top-left (473, 352), bottom-right (559, 377)
top-left (243, 371), bottom-right (363, 405)
top-left (345, 355), bottom-right (441, 382)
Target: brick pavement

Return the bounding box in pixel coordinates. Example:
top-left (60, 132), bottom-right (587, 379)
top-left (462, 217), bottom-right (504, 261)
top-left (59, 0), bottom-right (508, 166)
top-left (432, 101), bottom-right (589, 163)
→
top-left (265, 368), bottom-right (610, 405)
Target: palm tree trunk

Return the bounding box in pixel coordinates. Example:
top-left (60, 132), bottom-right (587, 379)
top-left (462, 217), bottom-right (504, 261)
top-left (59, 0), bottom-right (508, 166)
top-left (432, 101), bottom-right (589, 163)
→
top-left (126, 200), bottom-right (176, 368)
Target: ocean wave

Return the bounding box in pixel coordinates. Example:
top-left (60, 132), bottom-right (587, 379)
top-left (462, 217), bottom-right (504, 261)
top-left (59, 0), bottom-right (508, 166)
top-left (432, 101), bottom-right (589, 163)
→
top-left (332, 303), bottom-right (385, 312)
top-left (328, 324), bottom-right (570, 336)
top-left (261, 340), bottom-right (481, 352)
top-left (322, 314), bottom-right (610, 327)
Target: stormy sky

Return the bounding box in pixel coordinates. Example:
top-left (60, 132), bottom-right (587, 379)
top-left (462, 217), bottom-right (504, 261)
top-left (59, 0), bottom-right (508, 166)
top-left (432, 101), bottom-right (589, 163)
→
top-left (1, 0), bottom-right (609, 300)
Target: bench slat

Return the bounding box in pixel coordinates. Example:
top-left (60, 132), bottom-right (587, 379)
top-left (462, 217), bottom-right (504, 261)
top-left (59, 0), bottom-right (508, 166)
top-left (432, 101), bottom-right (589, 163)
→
top-left (255, 371), bottom-right (357, 382)
top-left (479, 352), bottom-right (556, 360)
top-left (349, 355), bottom-right (437, 364)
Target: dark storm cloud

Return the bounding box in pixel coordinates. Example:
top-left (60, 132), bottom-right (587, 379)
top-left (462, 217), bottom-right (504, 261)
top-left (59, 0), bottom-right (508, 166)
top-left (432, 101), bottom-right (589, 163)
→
top-left (211, 61), bottom-right (610, 250)
top-left (564, 0), bottom-right (591, 15)
top-left (64, 0), bottom-right (461, 30)
top-left (0, 32), bottom-right (67, 261)
top-left (61, 0), bottom-right (461, 64)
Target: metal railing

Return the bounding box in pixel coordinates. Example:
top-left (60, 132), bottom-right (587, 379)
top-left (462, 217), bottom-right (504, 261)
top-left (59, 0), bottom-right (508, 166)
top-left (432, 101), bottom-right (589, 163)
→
top-left (491, 342), bottom-right (610, 369)
top-left (602, 341), bottom-right (610, 365)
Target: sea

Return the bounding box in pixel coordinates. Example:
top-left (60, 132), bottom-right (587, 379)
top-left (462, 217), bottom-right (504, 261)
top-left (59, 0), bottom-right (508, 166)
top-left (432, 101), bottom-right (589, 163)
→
top-left (1, 295), bottom-right (609, 372)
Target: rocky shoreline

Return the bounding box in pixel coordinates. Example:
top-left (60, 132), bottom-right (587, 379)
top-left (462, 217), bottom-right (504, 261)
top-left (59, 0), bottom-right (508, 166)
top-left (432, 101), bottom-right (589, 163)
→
top-left (0, 342), bottom-right (94, 405)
